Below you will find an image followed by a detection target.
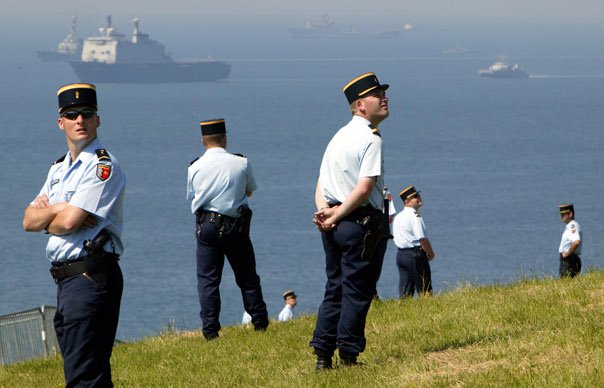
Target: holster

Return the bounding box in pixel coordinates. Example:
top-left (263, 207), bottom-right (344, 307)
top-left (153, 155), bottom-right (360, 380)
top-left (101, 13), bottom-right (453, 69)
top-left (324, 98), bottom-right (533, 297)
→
top-left (238, 206), bottom-right (253, 236)
top-left (361, 213), bottom-right (385, 261)
top-left (82, 230), bottom-right (113, 285)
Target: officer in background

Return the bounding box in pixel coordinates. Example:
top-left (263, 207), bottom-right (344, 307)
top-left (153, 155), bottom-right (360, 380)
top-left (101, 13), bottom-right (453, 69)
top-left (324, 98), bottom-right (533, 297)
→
top-left (278, 290), bottom-right (297, 322)
top-left (187, 119), bottom-right (269, 340)
top-left (311, 72), bottom-right (391, 369)
top-left (23, 83), bottom-right (125, 386)
top-left (392, 185), bottom-right (435, 297)
top-left (558, 203), bottom-right (582, 278)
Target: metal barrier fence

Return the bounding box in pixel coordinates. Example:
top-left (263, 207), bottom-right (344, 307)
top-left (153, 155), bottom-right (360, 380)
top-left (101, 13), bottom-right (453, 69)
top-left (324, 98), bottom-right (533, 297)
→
top-left (0, 305), bottom-right (59, 366)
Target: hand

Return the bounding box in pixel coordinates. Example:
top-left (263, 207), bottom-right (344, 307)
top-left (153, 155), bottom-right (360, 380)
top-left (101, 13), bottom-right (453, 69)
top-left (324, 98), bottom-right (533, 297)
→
top-left (561, 250), bottom-right (569, 259)
top-left (313, 206), bottom-right (339, 231)
top-left (31, 194), bottom-right (50, 208)
top-left (80, 214), bottom-right (98, 229)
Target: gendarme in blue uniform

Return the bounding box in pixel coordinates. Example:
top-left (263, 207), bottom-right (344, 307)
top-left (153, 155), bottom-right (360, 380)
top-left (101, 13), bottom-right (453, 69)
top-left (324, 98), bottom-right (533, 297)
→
top-left (310, 72), bottom-right (390, 367)
top-left (187, 118), bottom-right (268, 340)
top-left (25, 83), bottom-right (125, 387)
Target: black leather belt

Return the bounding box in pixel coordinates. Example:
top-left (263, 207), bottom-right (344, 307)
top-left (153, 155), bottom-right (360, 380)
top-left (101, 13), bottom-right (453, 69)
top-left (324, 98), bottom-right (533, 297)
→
top-left (399, 247), bottom-right (421, 251)
top-left (50, 253), bottom-right (119, 282)
top-left (196, 210), bottom-right (238, 224)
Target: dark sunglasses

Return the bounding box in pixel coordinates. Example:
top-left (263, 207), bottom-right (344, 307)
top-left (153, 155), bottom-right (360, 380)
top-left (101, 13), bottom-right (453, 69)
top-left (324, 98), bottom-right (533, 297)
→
top-left (61, 108), bottom-right (96, 120)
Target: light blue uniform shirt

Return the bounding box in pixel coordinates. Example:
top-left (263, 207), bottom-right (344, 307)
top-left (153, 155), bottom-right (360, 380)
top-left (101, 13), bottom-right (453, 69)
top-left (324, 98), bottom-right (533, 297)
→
top-left (393, 206), bottom-right (427, 249)
top-left (559, 220), bottom-right (582, 255)
top-left (187, 147), bottom-right (257, 218)
top-left (319, 115), bottom-right (384, 211)
top-left (36, 138), bottom-right (126, 263)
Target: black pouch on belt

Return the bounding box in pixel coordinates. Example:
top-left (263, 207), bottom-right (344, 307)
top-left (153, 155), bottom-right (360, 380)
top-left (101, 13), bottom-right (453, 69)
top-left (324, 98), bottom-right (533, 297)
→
top-left (361, 214), bottom-right (383, 261)
top-left (239, 206), bottom-right (253, 236)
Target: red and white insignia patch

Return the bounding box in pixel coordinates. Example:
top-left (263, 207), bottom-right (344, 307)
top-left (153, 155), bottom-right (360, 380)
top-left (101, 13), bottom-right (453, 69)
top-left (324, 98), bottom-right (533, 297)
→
top-left (96, 164), bottom-right (111, 181)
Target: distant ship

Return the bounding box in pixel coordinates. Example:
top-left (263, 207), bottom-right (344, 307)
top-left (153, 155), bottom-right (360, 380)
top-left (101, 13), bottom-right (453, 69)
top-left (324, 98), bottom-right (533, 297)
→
top-left (288, 14), bottom-right (401, 39)
top-left (479, 58), bottom-right (530, 79)
top-left (69, 16), bottom-right (231, 83)
top-left (37, 16), bottom-right (82, 62)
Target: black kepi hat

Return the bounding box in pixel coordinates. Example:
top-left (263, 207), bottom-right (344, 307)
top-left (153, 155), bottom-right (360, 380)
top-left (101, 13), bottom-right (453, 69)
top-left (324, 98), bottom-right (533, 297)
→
top-left (200, 119), bottom-right (226, 136)
top-left (342, 72), bottom-right (389, 104)
top-left (283, 290), bottom-right (297, 300)
top-left (57, 83), bottom-right (97, 112)
top-left (399, 185), bottom-right (420, 201)
top-left (559, 203), bottom-right (574, 215)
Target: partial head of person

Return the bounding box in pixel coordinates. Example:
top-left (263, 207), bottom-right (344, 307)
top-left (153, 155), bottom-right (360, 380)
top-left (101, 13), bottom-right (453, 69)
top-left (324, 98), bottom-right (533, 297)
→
top-left (283, 290), bottom-right (297, 306)
top-left (559, 203), bottom-right (575, 224)
top-left (399, 185), bottom-right (422, 209)
top-left (200, 118), bottom-right (227, 149)
top-left (343, 72), bottom-right (389, 126)
top-left (57, 83), bottom-right (100, 144)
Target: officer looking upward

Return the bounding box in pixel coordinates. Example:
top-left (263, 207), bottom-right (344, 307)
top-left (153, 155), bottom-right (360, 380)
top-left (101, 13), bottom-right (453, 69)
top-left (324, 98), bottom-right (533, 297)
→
top-left (23, 83), bottom-right (125, 387)
top-left (311, 72), bottom-right (391, 369)
top-left (187, 118), bottom-right (269, 340)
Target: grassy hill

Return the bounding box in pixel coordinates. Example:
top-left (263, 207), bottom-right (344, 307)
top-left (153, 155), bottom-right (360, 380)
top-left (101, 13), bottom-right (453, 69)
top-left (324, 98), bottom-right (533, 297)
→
top-left (2, 270), bottom-right (604, 387)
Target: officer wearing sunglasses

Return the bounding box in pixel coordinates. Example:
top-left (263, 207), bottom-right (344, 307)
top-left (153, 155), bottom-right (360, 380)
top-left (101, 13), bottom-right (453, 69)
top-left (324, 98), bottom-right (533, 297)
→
top-left (23, 83), bottom-right (125, 387)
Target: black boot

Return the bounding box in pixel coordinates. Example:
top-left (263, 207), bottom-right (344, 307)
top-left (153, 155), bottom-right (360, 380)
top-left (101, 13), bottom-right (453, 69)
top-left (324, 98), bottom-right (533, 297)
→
top-left (339, 352), bottom-right (358, 366)
top-left (314, 349), bottom-right (333, 370)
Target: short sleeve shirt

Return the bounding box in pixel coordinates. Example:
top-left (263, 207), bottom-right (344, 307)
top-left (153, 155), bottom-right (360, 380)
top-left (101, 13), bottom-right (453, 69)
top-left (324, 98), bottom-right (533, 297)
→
top-left (318, 115), bottom-right (384, 210)
top-left (393, 206), bottom-right (427, 249)
top-left (37, 138), bottom-right (126, 262)
top-left (559, 220), bottom-right (582, 254)
top-left (187, 147), bottom-right (257, 218)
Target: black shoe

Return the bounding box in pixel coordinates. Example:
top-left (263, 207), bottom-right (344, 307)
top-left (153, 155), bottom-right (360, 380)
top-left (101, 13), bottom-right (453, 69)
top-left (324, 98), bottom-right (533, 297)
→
top-left (254, 323), bottom-right (268, 331)
top-left (315, 356), bottom-right (333, 370)
top-left (203, 331), bottom-right (219, 341)
top-left (339, 352), bottom-right (358, 366)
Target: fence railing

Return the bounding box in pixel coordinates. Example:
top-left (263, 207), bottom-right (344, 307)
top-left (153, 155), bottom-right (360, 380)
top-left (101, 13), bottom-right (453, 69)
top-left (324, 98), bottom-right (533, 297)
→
top-left (0, 305), bottom-right (59, 366)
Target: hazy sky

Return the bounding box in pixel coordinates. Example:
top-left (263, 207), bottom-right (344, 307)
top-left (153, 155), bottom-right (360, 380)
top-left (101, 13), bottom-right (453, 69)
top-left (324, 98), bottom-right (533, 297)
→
top-left (5, 0), bottom-right (604, 20)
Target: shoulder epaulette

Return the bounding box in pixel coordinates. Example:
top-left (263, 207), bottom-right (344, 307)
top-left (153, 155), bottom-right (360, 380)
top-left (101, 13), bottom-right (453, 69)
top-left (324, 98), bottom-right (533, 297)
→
top-left (371, 127), bottom-right (381, 137)
top-left (52, 154), bottom-right (66, 165)
top-left (233, 153), bottom-right (247, 158)
top-left (189, 156), bottom-right (200, 166)
top-left (95, 149), bottom-right (111, 162)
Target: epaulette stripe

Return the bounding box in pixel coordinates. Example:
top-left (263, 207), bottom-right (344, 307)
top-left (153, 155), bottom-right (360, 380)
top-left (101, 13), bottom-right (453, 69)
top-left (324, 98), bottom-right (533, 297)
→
top-left (233, 153), bottom-right (247, 158)
top-left (189, 156), bottom-right (200, 166)
top-left (371, 128), bottom-right (381, 137)
top-left (95, 149), bottom-right (111, 162)
top-left (52, 155), bottom-right (66, 165)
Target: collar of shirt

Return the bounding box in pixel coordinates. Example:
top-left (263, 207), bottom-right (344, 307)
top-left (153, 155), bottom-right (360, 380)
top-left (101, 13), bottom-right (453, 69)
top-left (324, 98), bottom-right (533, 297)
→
top-left (61, 138), bottom-right (102, 170)
top-left (203, 147), bottom-right (227, 156)
top-left (350, 115), bottom-right (372, 128)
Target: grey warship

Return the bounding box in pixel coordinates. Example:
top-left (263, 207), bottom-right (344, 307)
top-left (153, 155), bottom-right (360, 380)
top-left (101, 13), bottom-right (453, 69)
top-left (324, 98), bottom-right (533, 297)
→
top-left (37, 16), bottom-right (82, 62)
top-left (69, 17), bottom-right (230, 83)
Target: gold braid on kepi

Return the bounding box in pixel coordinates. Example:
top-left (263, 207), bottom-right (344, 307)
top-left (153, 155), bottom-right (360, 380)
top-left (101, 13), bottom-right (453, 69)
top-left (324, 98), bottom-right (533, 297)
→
top-left (559, 203), bottom-right (574, 215)
top-left (398, 185), bottom-right (420, 201)
top-left (342, 72), bottom-right (389, 104)
top-left (57, 83), bottom-right (97, 112)
top-left (200, 118), bottom-right (226, 136)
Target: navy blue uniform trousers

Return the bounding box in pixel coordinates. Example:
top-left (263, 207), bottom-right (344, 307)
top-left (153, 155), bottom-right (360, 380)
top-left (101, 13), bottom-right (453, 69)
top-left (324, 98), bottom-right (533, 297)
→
top-left (310, 216), bottom-right (387, 356)
top-left (397, 248), bottom-right (432, 297)
top-left (195, 218), bottom-right (268, 337)
top-left (560, 253), bottom-right (581, 278)
top-left (54, 260), bottom-right (123, 388)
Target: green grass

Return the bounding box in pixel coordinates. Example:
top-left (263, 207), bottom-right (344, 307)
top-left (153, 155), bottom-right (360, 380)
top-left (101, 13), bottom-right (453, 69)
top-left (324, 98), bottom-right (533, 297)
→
top-left (3, 270), bottom-right (604, 387)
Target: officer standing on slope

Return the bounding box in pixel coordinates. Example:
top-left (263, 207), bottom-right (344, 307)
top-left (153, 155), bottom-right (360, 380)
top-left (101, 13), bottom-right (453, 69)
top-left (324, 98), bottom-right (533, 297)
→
top-left (311, 72), bottom-right (391, 369)
top-left (23, 83), bottom-right (125, 386)
top-left (187, 118), bottom-right (269, 340)
top-left (558, 203), bottom-right (583, 278)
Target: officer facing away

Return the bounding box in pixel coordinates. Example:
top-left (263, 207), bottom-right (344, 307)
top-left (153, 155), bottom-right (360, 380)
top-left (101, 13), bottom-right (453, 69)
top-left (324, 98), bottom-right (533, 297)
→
top-left (23, 83), bottom-right (125, 386)
top-left (311, 72), bottom-right (391, 369)
top-left (187, 119), bottom-right (269, 340)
